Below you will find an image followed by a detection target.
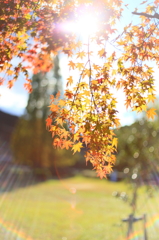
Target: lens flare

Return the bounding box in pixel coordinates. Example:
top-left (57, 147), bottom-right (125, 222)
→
top-left (63, 13), bottom-right (99, 37)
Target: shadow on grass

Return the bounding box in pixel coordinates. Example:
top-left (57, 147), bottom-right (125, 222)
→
top-left (0, 162), bottom-right (87, 193)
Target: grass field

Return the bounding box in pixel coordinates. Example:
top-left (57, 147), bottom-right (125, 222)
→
top-left (0, 175), bottom-right (159, 240)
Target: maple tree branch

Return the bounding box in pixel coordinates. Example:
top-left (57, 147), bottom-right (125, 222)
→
top-left (132, 12), bottom-right (159, 19)
top-left (70, 60), bottom-right (89, 109)
top-left (87, 37), bottom-right (99, 115)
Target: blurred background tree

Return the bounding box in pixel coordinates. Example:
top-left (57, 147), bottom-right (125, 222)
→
top-left (11, 56), bottom-right (81, 179)
top-left (26, 55), bottom-right (61, 120)
top-left (115, 99), bottom-right (159, 183)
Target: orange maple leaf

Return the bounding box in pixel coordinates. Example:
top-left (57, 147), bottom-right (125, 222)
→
top-left (53, 138), bottom-right (63, 148)
top-left (82, 135), bottom-right (91, 146)
top-left (146, 108), bottom-right (157, 119)
top-left (24, 83), bottom-right (32, 93)
top-left (46, 117), bottom-right (52, 129)
top-left (96, 169), bottom-right (106, 179)
top-left (7, 79), bottom-right (15, 88)
top-left (65, 90), bottom-right (73, 99)
top-left (0, 77), bottom-right (4, 85)
top-left (49, 104), bottom-right (59, 112)
top-left (62, 140), bottom-right (73, 150)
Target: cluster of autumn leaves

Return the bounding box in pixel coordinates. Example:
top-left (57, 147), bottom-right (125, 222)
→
top-left (1, 0), bottom-right (159, 178)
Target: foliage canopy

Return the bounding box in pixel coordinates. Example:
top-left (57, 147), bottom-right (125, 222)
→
top-left (1, 0), bottom-right (159, 178)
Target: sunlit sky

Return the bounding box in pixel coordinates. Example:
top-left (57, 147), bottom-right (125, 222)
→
top-left (0, 0), bottom-right (159, 126)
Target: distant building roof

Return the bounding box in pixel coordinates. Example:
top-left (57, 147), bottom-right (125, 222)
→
top-left (0, 111), bottom-right (19, 162)
top-left (0, 110), bottom-right (18, 141)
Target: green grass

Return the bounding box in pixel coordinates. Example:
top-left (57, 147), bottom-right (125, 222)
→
top-left (0, 175), bottom-right (159, 240)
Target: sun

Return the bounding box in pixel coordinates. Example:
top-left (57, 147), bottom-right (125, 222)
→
top-left (63, 12), bottom-right (100, 38)
top-left (72, 14), bottom-right (98, 36)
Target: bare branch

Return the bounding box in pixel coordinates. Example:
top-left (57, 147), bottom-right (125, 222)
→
top-left (132, 12), bottom-right (159, 19)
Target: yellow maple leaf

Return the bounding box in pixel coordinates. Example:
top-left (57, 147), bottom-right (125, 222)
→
top-left (72, 142), bottom-right (83, 154)
top-left (98, 48), bottom-right (106, 57)
top-left (66, 76), bottom-right (73, 86)
top-left (17, 31), bottom-right (25, 38)
top-left (114, 118), bottom-right (121, 127)
top-left (83, 69), bottom-right (91, 78)
top-left (93, 64), bottom-right (101, 71)
top-left (68, 61), bottom-right (76, 70)
top-left (60, 128), bottom-right (69, 138)
top-left (76, 62), bottom-right (84, 71)
top-left (83, 90), bottom-right (90, 96)
top-left (74, 133), bottom-right (79, 142)
top-left (56, 118), bottom-right (63, 126)
top-left (140, 104), bottom-right (147, 111)
top-left (7, 69), bottom-right (14, 76)
top-left (76, 51), bottom-right (86, 59)
top-left (146, 108), bottom-right (157, 119)
top-left (76, 41), bottom-right (82, 48)
top-left (58, 99), bottom-right (65, 107)
top-left (79, 82), bottom-right (88, 89)
top-left (84, 97), bottom-right (90, 105)
top-left (112, 69), bottom-right (117, 76)
top-left (112, 137), bottom-right (118, 148)
top-left (147, 94), bottom-right (156, 103)
top-left (18, 43), bottom-right (27, 50)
